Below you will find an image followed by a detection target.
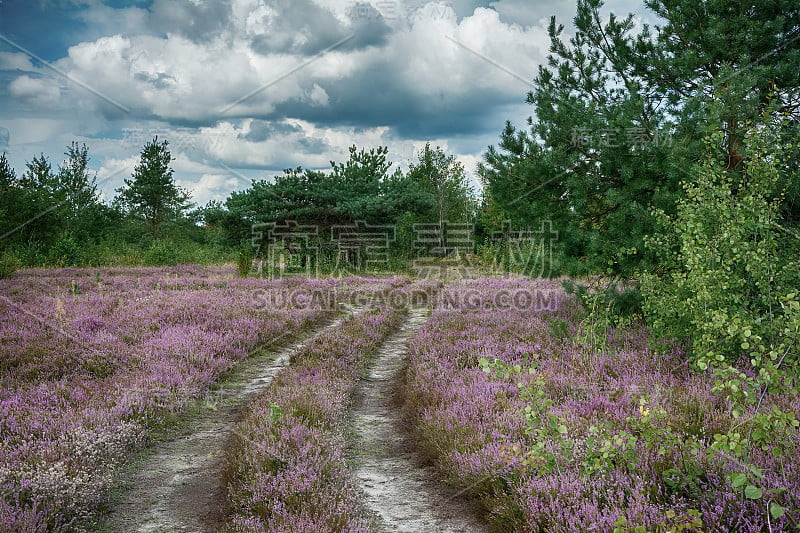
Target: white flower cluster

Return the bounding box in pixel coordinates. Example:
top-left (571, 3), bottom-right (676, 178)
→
top-left (0, 421), bottom-right (147, 526)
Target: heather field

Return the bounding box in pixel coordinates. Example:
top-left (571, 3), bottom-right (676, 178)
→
top-left (2, 0), bottom-right (798, 529)
top-left (0, 266), bottom-right (402, 530)
top-left (1, 268), bottom-right (798, 532)
top-left (225, 304), bottom-right (406, 532)
top-left (404, 278), bottom-right (800, 532)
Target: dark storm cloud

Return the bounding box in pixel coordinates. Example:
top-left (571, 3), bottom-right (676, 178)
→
top-left (271, 86), bottom-right (520, 139)
top-left (240, 120), bottom-right (302, 142)
top-left (346, 3), bottom-right (392, 49)
top-left (238, 120), bottom-right (329, 155)
top-left (149, 0), bottom-right (232, 42)
top-left (295, 135), bottom-right (329, 154)
top-left (262, 54), bottom-right (527, 140)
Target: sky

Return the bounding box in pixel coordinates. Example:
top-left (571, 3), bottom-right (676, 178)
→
top-left (0, 0), bottom-right (656, 206)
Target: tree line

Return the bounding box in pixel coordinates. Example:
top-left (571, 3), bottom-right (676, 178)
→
top-left (0, 137), bottom-right (475, 272)
top-left (0, 137), bottom-right (212, 269)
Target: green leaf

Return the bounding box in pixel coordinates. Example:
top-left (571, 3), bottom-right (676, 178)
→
top-left (730, 473), bottom-right (747, 488)
top-left (744, 485), bottom-right (763, 500)
top-left (770, 502), bottom-right (786, 519)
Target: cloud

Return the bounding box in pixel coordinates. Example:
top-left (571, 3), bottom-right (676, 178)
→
top-left (0, 52), bottom-right (35, 71)
top-left (8, 75), bottom-right (61, 108)
top-left (0, 127), bottom-right (9, 151)
top-left (150, 0), bottom-right (233, 42)
top-left (176, 173), bottom-right (244, 206)
top-left (76, 2), bottom-right (154, 41)
top-left (95, 155), bottom-right (139, 202)
top-left (10, 1), bottom-right (547, 132)
top-left (240, 119), bottom-right (302, 142)
top-left (307, 83), bottom-right (330, 106)
top-left (198, 118), bottom-right (386, 170)
top-left (0, 0), bottom-right (655, 209)
top-left (489, 0), bottom-right (571, 27)
top-left (242, 0), bottom-right (391, 56)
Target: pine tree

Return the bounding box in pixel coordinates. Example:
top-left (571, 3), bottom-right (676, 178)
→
top-left (480, 0), bottom-right (800, 277)
top-left (57, 142), bottom-right (99, 224)
top-left (115, 137), bottom-right (191, 233)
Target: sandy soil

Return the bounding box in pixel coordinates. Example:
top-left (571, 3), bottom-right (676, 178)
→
top-left (98, 314), bottom-right (349, 533)
top-left (349, 308), bottom-right (489, 533)
top-left (100, 303), bottom-right (488, 533)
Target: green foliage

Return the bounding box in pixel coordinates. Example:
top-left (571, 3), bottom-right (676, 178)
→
top-left (114, 137), bottom-right (191, 233)
top-left (406, 143), bottom-right (475, 225)
top-left (643, 108), bottom-right (799, 515)
top-left (0, 143), bottom-right (221, 267)
top-left (20, 153), bottom-right (58, 197)
top-left (642, 111), bottom-right (799, 368)
top-left (144, 240), bottom-right (179, 266)
top-left (548, 318), bottom-right (570, 341)
top-left (9, 153), bottom-right (63, 244)
top-left (329, 145), bottom-right (392, 222)
top-left (2, 144), bottom-right (110, 254)
top-left (237, 246), bottom-right (253, 278)
top-left (267, 402), bottom-right (282, 423)
top-left (391, 211), bottom-right (421, 259)
top-left (562, 280), bottom-right (644, 352)
top-left (48, 234), bottom-right (83, 267)
top-left (475, 309), bottom-right (797, 529)
top-left (223, 144), bottom-right (473, 265)
top-left (479, 0), bottom-right (800, 277)
top-left (0, 251), bottom-right (19, 279)
top-left (0, 153), bottom-right (16, 239)
top-left (56, 142), bottom-right (103, 237)
top-left (478, 356), bottom-right (535, 381)
top-left (583, 425), bottom-right (639, 475)
top-left (613, 509), bottom-right (703, 533)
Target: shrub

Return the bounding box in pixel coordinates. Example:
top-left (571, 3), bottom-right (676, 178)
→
top-left (641, 108), bottom-right (800, 509)
top-left (642, 110), bottom-right (799, 368)
top-left (48, 234), bottom-right (83, 267)
top-left (0, 251), bottom-right (20, 278)
top-left (237, 246), bottom-right (253, 278)
top-left (144, 239), bottom-right (179, 266)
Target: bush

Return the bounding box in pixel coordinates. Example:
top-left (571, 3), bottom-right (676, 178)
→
top-left (563, 280), bottom-right (643, 318)
top-left (0, 251), bottom-right (20, 278)
top-left (48, 234), bottom-right (83, 267)
top-left (642, 111), bottom-right (799, 368)
top-left (144, 239), bottom-right (179, 266)
top-left (237, 246), bottom-right (253, 278)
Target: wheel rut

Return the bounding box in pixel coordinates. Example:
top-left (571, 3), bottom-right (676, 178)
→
top-left (350, 307), bottom-right (488, 533)
top-left (99, 314), bottom-right (350, 533)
